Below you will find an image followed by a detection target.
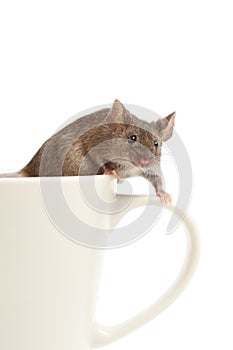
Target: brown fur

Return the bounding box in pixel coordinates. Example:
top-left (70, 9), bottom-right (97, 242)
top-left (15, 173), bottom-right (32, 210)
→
top-left (1, 100), bottom-right (176, 203)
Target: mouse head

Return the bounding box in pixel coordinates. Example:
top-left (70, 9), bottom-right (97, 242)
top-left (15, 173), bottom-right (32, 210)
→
top-left (104, 99), bottom-right (175, 169)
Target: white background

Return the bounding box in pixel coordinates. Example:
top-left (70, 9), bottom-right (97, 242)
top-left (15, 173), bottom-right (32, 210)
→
top-left (0, 1), bottom-right (232, 349)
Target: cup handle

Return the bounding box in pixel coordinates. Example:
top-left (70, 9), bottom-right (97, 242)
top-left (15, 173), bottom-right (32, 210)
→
top-left (92, 195), bottom-right (200, 348)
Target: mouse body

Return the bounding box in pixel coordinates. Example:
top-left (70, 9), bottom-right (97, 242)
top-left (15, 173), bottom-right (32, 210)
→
top-left (1, 100), bottom-right (175, 203)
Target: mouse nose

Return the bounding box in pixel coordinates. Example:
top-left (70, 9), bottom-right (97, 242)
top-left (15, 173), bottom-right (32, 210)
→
top-left (139, 158), bottom-right (149, 167)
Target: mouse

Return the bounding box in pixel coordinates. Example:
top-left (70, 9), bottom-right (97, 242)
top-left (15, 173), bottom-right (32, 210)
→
top-left (0, 100), bottom-right (175, 204)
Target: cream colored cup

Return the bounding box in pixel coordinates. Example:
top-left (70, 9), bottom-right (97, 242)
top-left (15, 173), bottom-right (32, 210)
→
top-left (0, 175), bottom-right (200, 350)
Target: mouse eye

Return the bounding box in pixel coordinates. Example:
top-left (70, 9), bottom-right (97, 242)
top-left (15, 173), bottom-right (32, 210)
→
top-left (154, 141), bottom-right (159, 147)
top-left (128, 135), bottom-right (137, 143)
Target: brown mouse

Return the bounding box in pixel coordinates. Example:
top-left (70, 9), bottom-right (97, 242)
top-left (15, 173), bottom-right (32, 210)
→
top-left (1, 100), bottom-right (175, 203)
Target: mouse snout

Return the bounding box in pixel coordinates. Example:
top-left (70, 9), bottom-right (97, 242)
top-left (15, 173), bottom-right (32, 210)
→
top-left (139, 158), bottom-right (149, 167)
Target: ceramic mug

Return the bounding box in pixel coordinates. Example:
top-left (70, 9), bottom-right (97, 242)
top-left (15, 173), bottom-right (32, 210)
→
top-left (0, 175), bottom-right (200, 350)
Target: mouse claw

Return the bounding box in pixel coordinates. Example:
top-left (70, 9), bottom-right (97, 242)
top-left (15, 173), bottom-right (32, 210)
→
top-left (157, 190), bottom-right (172, 205)
top-left (104, 168), bottom-right (121, 180)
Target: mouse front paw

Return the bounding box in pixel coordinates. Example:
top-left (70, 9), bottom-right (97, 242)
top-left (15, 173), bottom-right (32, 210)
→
top-left (104, 168), bottom-right (121, 180)
top-left (157, 190), bottom-right (172, 205)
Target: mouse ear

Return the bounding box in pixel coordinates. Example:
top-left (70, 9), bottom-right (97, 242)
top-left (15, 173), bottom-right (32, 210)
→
top-left (152, 112), bottom-right (176, 141)
top-left (105, 99), bottom-right (130, 128)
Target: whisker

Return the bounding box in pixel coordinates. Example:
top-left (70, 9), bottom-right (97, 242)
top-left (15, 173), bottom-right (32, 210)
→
top-left (161, 152), bottom-right (171, 156)
top-left (161, 159), bottom-right (172, 163)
